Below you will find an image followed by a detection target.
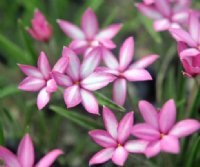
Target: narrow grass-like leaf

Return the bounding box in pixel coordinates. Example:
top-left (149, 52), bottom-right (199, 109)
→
top-left (185, 136), bottom-right (200, 167)
top-left (0, 33), bottom-right (31, 63)
top-left (50, 105), bottom-right (102, 130)
top-left (0, 121), bottom-right (4, 145)
top-left (0, 85), bottom-right (21, 99)
top-left (94, 92), bottom-right (126, 112)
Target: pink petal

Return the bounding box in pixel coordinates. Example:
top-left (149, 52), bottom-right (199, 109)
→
top-left (138, 100), bottom-right (159, 129)
top-left (66, 48), bottom-right (80, 81)
top-left (96, 23), bottom-right (122, 40)
top-left (69, 40), bottom-right (88, 54)
top-left (172, 11), bottom-right (189, 23)
top-left (159, 99), bottom-right (176, 133)
top-left (145, 141), bottom-right (161, 158)
top-left (52, 72), bottom-right (72, 87)
top-left (117, 112), bottom-right (134, 144)
top-left (98, 39), bottom-right (116, 49)
top-left (57, 19), bottom-right (85, 39)
top-left (130, 54), bottom-right (159, 69)
top-left (123, 68), bottom-right (152, 81)
top-left (38, 52), bottom-right (51, 79)
top-left (131, 123), bottom-right (160, 141)
top-left (136, 3), bottom-right (162, 19)
top-left (89, 130), bottom-right (117, 147)
top-left (169, 119), bottom-right (200, 138)
top-left (124, 140), bottom-right (149, 153)
top-left (119, 37), bottom-right (134, 71)
top-left (169, 28), bottom-right (197, 47)
top-left (46, 79), bottom-right (58, 93)
top-left (81, 8), bottom-right (98, 39)
top-left (95, 67), bottom-right (119, 76)
top-left (37, 88), bottom-right (51, 110)
top-left (189, 13), bottom-right (200, 43)
top-left (18, 77), bottom-right (45, 92)
top-left (112, 146), bottom-right (128, 166)
top-left (160, 135), bottom-right (180, 154)
top-left (102, 106), bottom-right (118, 139)
top-left (35, 149), bottom-right (63, 167)
top-left (113, 78), bottom-right (127, 106)
top-left (64, 85), bottom-right (81, 108)
top-left (153, 18), bottom-right (170, 32)
top-left (177, 42), bottom-right (188, 55)
top-left (80, 47), bottom-right (101, 79)
top-left (89, 148), bottom-right (114, 166)
top-left (18, 64), bottom-right (43, 79)
top-left (17, 134), bottom-right (34, 167)
top-left (80, 89), bottom-right (99, 114)
top-left (52, 49), bottom-right (69, 73)
top-left (27, 28), bottom-right (43, 41)
top-left (81, 72), bottom-right (115, 91)
top-left (180, 48), bottom-right (199, 58)
top-left (102, 48), bottom-right (119, 70)
top-left (0, 146), bottom-right (21, 167)
top-left (143, 0), bottom-right (154, 5)
top-left (155, 0), bottom-right (170, 17)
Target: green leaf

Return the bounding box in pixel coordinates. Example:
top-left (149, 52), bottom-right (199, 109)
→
top-left (0, 33), bottom-right (31, 63)
top-left (185, 136), bottom-right (200, 167)
top-left (0, 121), bottom-right (4, 145)
top-left (0, 85), bottom-right (21, 99)
top-left (94, 92), bottom-right (126, 112)
top-left (139, 15), bottom-right (162, 44)
top-left (50, 105), bottom-right (102, 130)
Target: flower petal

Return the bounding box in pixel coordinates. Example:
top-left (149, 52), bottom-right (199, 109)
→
top-left (189, 12), bottom-right (200, 43)
top-left (0, 146), bottom-right (21, 167)
top-left (131, 123), bottom-right (160, 141)
top-left (119, 37), bottom-right (134, 71)
top-left (161, 135), bottom-right (180, 154)
top-left (66, 48), bottom-right (80, 81)
top-left (130, 54), bottom-right (159, 69)
top-left (169, 119), bottom-right (200, 138)
top-left (124, 140), bottom-right (149, 153)
top-left (169, 28), bottom-right (197, 47)
top-left (80, 89), bottom-right (99, 114)
top-left (117, 112), bottom-right (134, 144)
top-left (180, 48), bottom-right (199, 58)
top-left (138, 100), bottom-right (159, 129)
top-left (52, 48), bottom-right (69, 73)
top-left (37, 88), bottom-right (51, 110)
top-left (57, 19), bottom-right (85, 39)
top-left (113, 78), bottom-right (127, 106)
top-left (145, 141), bottom-right (161, 158)
top-left (112, 146), bottom-right (128, 166)
top-left (80, 47), bottom-right (101, 79)
top-left (18, 64), bottom-right (43, 79)
top-left (89, 148), bottom-right (114, 166)
top-left (69, 40), bottom-right (88, 54)
top-left (159, 99), bottom-right (176, 133)
top-left (177, 42), bottom-right (188, 55)
top-left (153, 18), bottom-right (170, 32)
top-left (35, 149), bottom-right (63, 167)
top-left (96, 23), bottom-right (122, 40)
top-left (102, 48), bottom-right (119, 70)
top-left (98, 39), bottom-right (116, 49)
top-left (89, 130), bottom-right (117, 147)
top-left (81, 72), bottom-right (115, 91)
top-left (123, 69), bottom-right (152, 81)
top-left (52, 72), bottom-right (72, 87)
top-left (18, 77), bottom-right (45, 92)
top-left (46, 79), bottom-right (58, 93)
top-left (17, 134), bottom-right (34, 167)
top-left (136, 3), bottom-right (162, 19)
top-left (81, 8), bottom-right (98, 39)
top-left (155, 0), bottom-right (170, 17)
top-left (38, 51), bottom-right (51, 79)
top-left (64, 85), bottom-right (81, 108)
top-left (102, 106), bottom-right (118, 139)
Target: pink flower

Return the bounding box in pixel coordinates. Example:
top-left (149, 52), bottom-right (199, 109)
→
top-left (97, 36), bottom-right (158, 106)
top-left (0, 134), bottom-right (63, 167)
top-left (27, 9), bottom-right (52, 42)
top-left (89, 107), bottom-right (148, 166)
top-left (18, 48), bottom-right (69, 110)
top-left (57, 8), bottom-right (122, 57)
top-left (132, 99), bottom-right (200, 158)
top-left (52, 47), bottom-right (115, 115)
top-left (136, 0), bottom-right (192, 31)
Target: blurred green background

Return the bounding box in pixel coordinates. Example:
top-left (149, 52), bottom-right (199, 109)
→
top-left (0, 0), bottom-right (200, 166)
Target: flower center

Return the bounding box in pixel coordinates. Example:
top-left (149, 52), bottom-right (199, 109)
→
top-left (160, 133), bottom-right (165, 139)
top-left (117, 143), bottom-right (122, 147)
top-left (75, 81), bottom-right (80, 85)
top-left (197, 45), bottom-right (200, 50)
top-left (88, 40), bottom-right (100, 47)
